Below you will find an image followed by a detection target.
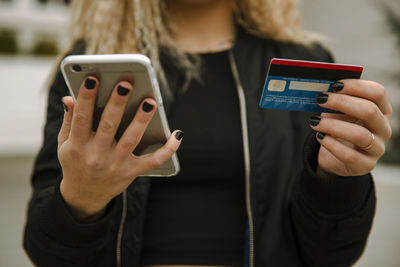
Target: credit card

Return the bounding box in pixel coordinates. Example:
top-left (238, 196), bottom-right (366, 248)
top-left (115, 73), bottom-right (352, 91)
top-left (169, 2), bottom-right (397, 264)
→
top-left (259, 58), bottom-right (363, 112)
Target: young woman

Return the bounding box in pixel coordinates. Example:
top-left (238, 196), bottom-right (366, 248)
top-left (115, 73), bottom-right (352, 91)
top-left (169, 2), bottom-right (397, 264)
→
top-left (24, 0), bottom-right (392, 267)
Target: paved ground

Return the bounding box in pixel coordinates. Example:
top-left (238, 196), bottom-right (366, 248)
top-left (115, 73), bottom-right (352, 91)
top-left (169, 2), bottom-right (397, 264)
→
top-left (0, 155), bottom-right (399, 267)
top-left (1, 155), bottom-right (34, 267)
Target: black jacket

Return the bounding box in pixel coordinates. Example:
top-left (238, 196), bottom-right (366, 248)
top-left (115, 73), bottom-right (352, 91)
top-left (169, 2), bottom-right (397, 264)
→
top-left (24, 28), bottom-right (375, 267)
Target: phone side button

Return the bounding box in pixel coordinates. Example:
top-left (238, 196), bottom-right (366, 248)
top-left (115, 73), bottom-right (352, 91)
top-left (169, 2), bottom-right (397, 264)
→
top-left (157, 96), bottom-right (163, 105)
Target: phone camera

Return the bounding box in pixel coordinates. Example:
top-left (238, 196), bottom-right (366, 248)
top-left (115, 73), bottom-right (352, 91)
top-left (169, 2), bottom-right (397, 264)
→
top-left (72, 64), bottom-right (82, 72)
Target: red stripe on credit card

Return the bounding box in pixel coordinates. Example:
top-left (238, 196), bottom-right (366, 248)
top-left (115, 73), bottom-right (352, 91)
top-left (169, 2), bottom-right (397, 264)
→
top-left (271, 59), bottom-right (363, 72)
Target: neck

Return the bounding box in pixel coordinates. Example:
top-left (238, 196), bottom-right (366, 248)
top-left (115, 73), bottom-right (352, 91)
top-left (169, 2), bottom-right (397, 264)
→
top-left (166, 0), bottom-right (235, 53)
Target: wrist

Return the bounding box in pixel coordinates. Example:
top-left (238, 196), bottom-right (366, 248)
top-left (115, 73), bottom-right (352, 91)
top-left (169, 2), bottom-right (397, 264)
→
top-left (60, 179), bottom-right (108, 223)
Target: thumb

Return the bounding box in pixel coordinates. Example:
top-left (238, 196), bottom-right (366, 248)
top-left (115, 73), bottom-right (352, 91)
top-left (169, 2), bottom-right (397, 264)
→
top-left (58, 96), bottom-right (75, 149)
top-left (134, 130), bottom-right (183, 175)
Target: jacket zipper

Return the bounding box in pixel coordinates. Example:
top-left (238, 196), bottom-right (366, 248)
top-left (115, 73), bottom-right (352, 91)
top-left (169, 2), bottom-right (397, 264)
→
top-left (115, 52), bottom-right (254, 267)
top-left (116, 190), bottom-right (128, 267)
top-left (228, 50), bottom-right (255, 267)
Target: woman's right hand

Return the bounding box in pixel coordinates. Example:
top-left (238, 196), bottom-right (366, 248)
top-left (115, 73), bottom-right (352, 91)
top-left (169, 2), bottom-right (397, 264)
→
top-left (58, 77), bottom-right (183, 222)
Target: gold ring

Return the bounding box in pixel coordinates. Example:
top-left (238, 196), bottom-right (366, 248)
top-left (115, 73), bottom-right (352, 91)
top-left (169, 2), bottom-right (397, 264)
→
top-left (362, 133), bottom-right (375, 150)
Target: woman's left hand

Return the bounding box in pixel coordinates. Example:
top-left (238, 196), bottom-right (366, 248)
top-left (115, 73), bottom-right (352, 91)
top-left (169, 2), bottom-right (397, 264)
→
top-left (309, 79), bottom-right (392, 177)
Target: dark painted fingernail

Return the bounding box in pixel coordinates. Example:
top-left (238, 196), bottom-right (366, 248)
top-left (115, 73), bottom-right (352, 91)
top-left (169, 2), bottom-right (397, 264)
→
top-left (142, 102), bottom-right (154, 113)
top-left (175, 131), bottom-right (184, 141)
top-left (316, 93), bottom-right (328, 104)
top-left (62, 101), bottom-right (68, 112)
top-left (332, 81), bottom-right (344, 92)
top-left (309, 115), bottom-right (321, 127)
top-left (85, 78), bottom-right (96, 89)
top-left (316, 132), bottom-right (326, 140)
top-left (117, 85), bottom-right (130, 96)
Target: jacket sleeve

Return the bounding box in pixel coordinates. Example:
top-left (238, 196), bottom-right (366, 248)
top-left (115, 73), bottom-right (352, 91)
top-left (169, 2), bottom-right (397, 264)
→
top-left (23, 69), bottom-right (122, 267)
top-left (290, 132), bottom-right (375, 267)
top-left (280, 42), bottom-right (376, 267)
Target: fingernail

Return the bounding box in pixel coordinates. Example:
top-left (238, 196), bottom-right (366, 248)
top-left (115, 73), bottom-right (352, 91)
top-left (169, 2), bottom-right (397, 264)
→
top-left (142, 102), bottom-right (154, 113)
top-left (316, 132), bottom-right (326, 140)
top-left (85, 78), bottom-right (96, 90)
top-left (117, 85), bottom-right (130, 96)
top-left (332, 81), bottom-right (344, 92)
top-left (316, 93), bottom-right (328, 104)
top-left (309, 115), bottom-right (321, 127)
top-left (175, 131), bottom-right (184, 141)
top-left (62, 101), bottom-right (68, 112)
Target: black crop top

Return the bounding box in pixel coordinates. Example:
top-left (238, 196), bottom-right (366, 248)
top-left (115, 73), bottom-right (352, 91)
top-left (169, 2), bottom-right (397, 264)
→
top-left (140, 50), bottom-right (247, 266)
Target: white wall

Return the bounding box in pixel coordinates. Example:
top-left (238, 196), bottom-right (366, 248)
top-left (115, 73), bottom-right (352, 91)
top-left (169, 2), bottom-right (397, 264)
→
top-left (0, 56), bottom-right (55, 154)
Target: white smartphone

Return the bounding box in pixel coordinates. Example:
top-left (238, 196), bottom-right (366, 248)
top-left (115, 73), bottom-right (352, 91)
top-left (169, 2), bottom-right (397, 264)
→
top-left (60, 54), bottom-right (180, 177)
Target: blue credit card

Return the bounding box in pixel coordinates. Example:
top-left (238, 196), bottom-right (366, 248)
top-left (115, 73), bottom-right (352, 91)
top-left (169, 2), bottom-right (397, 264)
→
top-left (259, 58), bottom-right (364, 112)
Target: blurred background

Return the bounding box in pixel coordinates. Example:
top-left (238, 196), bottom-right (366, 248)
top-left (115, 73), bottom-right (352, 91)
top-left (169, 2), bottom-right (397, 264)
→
top-left (0, 0), bottom-right (399, 266)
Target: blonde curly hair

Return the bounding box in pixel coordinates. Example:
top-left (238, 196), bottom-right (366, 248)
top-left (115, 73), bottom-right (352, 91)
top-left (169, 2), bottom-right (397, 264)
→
top-left (63, 0), bottom-right (314, 98)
